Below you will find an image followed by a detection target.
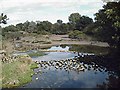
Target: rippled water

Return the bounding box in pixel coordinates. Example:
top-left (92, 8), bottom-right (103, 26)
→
top-left (21, 45), bottom-right (115, 88)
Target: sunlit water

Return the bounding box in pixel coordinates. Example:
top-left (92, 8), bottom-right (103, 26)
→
top-left (32, 52), bottom-right (78, 61)
top-left (21, 45), bottom-right (111, 88)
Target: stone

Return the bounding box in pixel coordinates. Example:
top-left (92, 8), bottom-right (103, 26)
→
top-left (36, 77), bottom-right (38, 80)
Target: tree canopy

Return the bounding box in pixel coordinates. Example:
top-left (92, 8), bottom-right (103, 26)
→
top-left (68, 13), bottom-right (93, 30)
top-left (94, 1), bottom-right (120, 50)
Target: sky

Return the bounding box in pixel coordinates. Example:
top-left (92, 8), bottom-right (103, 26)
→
top-left (0, 0), bottom-right (105, 26)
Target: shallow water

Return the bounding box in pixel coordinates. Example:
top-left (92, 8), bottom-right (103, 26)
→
top-left (21, 45), bottom-right (117, 88)
top-left (23, 64), bottom-right (109, 88)
top-left (32, 52), bottom-right (77, 61)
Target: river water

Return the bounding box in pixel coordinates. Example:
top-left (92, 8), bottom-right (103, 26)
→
top-left (21, 45), bottom-right (118, 88)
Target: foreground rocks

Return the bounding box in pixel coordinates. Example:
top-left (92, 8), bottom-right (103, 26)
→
top-left (35, 58), bottom-right (86, 72)
top-left (0, 50), bottom-right (32, 63)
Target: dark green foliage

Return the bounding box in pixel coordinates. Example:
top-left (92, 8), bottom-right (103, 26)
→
top-left (68, 13), bottom-right (93, 31)
top-left (69, 13), bottom-right (81, 24)
top-left (94, 1), bottom-right (120, 52)
top-left (52, 20), bottom-right (69, 35)
top-left (78, 16), bottom-right (93, 30)
top-left (68, 30), bottom-right (87, 40)
top-left (37, 21), bottom-right (52, 33)
top-left (0, 13), bottom-right (8, 24)
top-left (1, 12), bottom-right (93, 36)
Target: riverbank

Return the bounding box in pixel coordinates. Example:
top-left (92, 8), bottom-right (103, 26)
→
top-left (50, 35), bottom-right (109, 47)
top-left (2, 56), bottom-right (39, 88)
top-left (13, 34), bottom-right (109, 51)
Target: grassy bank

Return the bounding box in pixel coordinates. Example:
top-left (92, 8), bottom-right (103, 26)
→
top-left (2, 59), bottom-right (38, 88)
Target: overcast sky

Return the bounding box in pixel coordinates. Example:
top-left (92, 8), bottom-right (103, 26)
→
top-left (0, 0), bottom-right (104, 26)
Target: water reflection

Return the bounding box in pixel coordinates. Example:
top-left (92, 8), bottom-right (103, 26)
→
top-left (32, 52), bottom-right (78, 61)
top-left (22, 57), bottom-right (109, 88)
top-left (97, 74), bottom-right (120, 88)
top-left (22, 45), bottom-right (119, 88)
top-left (48, 46), bottom-right (69, 51)
top-left (60, 44), bottom-right (110, 55)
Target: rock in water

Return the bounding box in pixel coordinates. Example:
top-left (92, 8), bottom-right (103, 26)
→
top-left (36, 77), bottom-right (38, 80)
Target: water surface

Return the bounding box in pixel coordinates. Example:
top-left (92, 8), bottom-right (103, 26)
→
top-left (22, 45), bottom-right (117, 88)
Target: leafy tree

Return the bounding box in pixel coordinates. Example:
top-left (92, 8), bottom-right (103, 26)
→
top-left (27, 21), bottom-right (37, 33)
top-left (78, 16), bottom-right (93, 31)
top-left (94, 1), bottom-right (120, 53)
top-left (52, 23), bottom-right (59, 34)
top-left (0, 13), bottom-right (8, 24)
top-left (68, 13), bottom-right (93, 31)
top-left (3, 25), bottom-right (17, 32)
top-left (68, 13), bottom-right (81, 30)
top-left (52, 20), bottom-right (69, 34)
top-left (22, 21), bottom-right (30, 32)
top-left (16, 23), bottom-right (24, 31)
top-left (69, 13), bottom-right (81, 24)
top-left (36, 21), bottom-right (52, 34)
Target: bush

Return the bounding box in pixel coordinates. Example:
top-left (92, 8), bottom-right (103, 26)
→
top-left (68, 30), bottom-right (86, 40)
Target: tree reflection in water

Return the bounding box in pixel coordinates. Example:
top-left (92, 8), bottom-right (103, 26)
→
top-left (29, 45), bottom-right (120, 88)
top-left (34, 53), bottom-right (119, 88)
top-left (97, 74), bottom-right (120, 88)
top-left (77, 54), bottom-right (120, 89)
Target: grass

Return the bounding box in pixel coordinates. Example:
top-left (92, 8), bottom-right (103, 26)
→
top-left (30, 62), bottom-right (39, 69)
top-left (2, 58), bottom-right (38, 88)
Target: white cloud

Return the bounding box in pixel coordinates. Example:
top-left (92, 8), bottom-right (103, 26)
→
top-left (0, 0), bottom-right (104, 26)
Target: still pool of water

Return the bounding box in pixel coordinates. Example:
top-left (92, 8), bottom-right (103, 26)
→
top-left (32, 52), bottom-right (77, 61)
top-left (21, 45), bottom-right (115, 88)
top-left (32, 46), bottom-right (77, 61)
top-left (23, 65), bottom-right (109, 88)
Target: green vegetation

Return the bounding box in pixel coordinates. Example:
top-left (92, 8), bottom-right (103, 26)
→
top-left (68, 13), bottom-right (93, 31)
top-left (2, 59), bottom-right (38, 88)
top-left (94, 2), bottom-right (120, 55)
top-left (30, 62), bottom-right (39, 69)
top-left (0, 1), bottom-right (120, 89)
top-left (68, 30), bottom-right (88, 40)
top-left (85, 2), bottom-right (120, 54)
top-left (1, 13), bottom-right (93, 38)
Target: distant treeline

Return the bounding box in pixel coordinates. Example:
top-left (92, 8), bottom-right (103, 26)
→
top-left (2, 13), bottom-right (93, 35)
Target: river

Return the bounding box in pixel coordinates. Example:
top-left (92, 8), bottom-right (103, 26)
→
top-left (21, 45), bottom-right (119, 88)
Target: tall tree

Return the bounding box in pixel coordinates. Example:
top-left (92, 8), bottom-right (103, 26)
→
top-left (94, 1), bottom-right (120, 52)
top-left (68, 13), bottom-right (93, 30)
top-left (77, 16), bottom-right (93, 30)
top-left (69, 13), bottom-right (81, 24)
top-left (68, 13), bottom-right (81, 30)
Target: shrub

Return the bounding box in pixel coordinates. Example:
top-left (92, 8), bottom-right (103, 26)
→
top-left (68, 30), bottom-right (86, 40)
